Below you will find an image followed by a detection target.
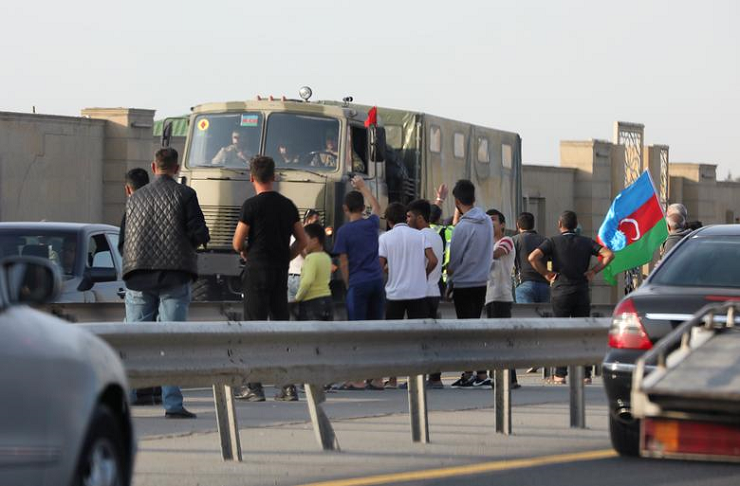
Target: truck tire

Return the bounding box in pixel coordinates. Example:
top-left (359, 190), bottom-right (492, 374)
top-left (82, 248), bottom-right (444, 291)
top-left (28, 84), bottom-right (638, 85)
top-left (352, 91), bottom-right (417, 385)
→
top-left (609, 414), bottom-right (640, 456)
top-left (192, 277), bottom-right (217, 302)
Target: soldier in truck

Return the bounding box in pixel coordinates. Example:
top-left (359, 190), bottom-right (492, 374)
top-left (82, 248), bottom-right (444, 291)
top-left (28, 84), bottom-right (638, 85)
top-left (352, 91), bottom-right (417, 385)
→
top-left (212, 129), bottom-right (253, 167)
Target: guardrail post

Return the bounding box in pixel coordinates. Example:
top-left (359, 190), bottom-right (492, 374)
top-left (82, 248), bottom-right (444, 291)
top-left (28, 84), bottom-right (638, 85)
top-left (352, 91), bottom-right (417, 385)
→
top-left (212, 384), bottom-right (242, 461)
top-left (305, 384), bottom-right (340, 451)
top-left (568, 366), bottom-right (586, 428)
top-left (407, 375), bottom-right (429, 443)
top-left (494, 369), bottom-right (511, 435)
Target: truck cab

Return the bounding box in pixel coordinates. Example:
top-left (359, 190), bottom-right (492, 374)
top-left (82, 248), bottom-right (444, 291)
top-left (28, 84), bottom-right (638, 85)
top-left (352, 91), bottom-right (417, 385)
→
top-left (172, 98), bottom-right (387, 300)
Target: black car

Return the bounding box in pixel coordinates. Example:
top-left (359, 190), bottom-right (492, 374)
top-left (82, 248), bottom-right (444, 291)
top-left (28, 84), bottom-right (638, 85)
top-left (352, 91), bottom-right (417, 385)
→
top-left (603, 224), bottom-right (740, 456)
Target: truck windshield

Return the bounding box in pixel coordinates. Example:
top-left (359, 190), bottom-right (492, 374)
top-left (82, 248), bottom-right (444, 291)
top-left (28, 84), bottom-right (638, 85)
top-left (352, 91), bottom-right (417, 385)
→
top-left (651, 236), bottom-right (740, 288)
top-left (265, 113), bottom-right (340, 171)
top-left (187, 113), bottom-right (263, 169)
top-left (0, 231), bottom-right (77, 278)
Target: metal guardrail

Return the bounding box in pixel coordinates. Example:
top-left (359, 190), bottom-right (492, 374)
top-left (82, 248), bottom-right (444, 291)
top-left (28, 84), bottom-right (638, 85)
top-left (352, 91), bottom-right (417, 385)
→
top-left (81, 317), bottom-right (611, 462)
top-left (45, 301), bottom-right (615, 323)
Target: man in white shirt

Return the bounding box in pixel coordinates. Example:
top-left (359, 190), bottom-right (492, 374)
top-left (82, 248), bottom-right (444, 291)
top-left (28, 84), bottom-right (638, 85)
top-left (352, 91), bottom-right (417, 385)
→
top-left (407, 198), bottom-right (446, 388)
top-left (379, 202), bottom-right (438, 320)
top-left (485, 209), bottom-right (519, 388)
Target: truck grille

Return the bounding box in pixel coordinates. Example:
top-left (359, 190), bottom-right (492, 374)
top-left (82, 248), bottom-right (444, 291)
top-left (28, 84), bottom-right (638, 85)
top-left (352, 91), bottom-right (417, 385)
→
top-left (202, 206), bottom-right (241, 248)
top-left (202, 206), bottom-right (326, 249)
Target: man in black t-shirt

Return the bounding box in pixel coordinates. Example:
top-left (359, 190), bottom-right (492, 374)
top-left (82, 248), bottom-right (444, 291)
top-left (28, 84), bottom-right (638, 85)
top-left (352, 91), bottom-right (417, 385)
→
top-left (232, 156), bottom-right (308, 401)
top-left (528, 210), bottom-right (614, 384)
top-left (512, 212), bottom-right (550, 304)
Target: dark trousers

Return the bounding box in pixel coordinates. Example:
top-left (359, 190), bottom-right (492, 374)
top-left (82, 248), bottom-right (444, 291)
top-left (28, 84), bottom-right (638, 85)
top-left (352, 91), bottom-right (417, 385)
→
top-left (298, 296), bottom-right (333, 321)
top-left (485, 301), bottom-right (518, 384)
top-left (386, 298), bottom-right (428, 319)
top-left (242, 265), bottom-right (289, 321)
top-left (552, 288), bottom-right (591, 378)
top-left (426, 296), bottom-right (443, 383)
top-left (242, 265), bottom-right (289, 392)
top-left (453, 286), bottom-right (486, 318)
top-left (454, 286), bottom-right (486, 376)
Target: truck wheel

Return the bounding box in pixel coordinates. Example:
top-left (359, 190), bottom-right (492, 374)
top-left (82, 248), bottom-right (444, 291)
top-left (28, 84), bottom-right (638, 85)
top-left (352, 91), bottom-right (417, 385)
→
top-left (609, 414), bottom-right (640, 456)
top-left (192, 278), bottom-right (216, 301)
top-left (73, 404), bottom-right (128, 486)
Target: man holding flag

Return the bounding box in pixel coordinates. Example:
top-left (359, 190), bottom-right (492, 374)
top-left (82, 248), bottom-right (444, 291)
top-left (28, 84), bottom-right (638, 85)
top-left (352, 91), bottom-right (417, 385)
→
top-left (597, 171), bottom-right (668, 285)
top-left (529, 210), bottom-right (614, 384)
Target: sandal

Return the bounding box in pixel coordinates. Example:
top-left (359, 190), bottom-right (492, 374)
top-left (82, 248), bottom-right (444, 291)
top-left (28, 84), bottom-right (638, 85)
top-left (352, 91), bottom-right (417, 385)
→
top-left (552, 376), bottom-right (567, 385)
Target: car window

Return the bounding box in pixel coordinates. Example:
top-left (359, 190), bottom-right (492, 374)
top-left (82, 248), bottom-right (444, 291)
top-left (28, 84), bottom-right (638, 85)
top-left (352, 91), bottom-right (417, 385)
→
top-left (106, 233), bottom-right (122, 269)
top-left (650, 236), bottom-right (740, 288)
top-left (0, 231), bottom-right (77, 278)
top-left (88, 234), bottom-right (115, 269)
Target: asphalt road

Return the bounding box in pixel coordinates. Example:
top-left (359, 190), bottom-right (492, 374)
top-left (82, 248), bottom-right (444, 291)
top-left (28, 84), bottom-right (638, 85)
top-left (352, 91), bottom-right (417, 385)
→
top-left (131, 374), bottom-right (740, 486)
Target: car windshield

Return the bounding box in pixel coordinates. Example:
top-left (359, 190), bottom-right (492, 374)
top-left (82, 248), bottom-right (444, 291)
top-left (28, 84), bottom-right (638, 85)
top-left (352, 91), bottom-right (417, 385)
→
top-left (0, 231), bottom-right (77, 278)
top-left (265, 113), bottom-right (340, 172)
top-left (650, 235), bottom-right (740, 288)
top-left (187, 113), bottom-right (263, 169)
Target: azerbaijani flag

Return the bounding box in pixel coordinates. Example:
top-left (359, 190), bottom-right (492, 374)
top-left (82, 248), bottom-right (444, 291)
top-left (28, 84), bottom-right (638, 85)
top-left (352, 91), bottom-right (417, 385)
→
top-left (598, 171), bottom-right (668, 285)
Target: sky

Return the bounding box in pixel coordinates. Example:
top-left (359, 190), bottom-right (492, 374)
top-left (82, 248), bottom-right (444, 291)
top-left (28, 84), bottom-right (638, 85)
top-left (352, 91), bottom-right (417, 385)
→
top-left (2, 0), bottom-right (738, 177)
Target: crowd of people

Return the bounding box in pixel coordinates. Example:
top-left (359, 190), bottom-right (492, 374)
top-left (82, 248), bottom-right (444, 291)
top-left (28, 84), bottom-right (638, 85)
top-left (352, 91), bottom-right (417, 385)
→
top-left (122, 149), bottom-right (704, 415)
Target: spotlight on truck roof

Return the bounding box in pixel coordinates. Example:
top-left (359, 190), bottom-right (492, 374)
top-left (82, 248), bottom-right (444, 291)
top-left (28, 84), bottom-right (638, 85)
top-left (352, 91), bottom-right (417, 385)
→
top-left (299, 86), bottom-right (313, 102)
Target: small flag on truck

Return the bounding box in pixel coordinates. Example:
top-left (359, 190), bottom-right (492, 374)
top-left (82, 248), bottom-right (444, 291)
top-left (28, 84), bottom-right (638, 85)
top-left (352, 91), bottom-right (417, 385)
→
top-left (598, 171), bottom-right (668, 285)
top-left (364, 106), bottom-right (378, 128)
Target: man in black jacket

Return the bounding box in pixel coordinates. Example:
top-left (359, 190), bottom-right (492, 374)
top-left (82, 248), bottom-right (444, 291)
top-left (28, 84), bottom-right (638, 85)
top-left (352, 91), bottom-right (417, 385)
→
top-left (120, 147), bottom-right (210, 418)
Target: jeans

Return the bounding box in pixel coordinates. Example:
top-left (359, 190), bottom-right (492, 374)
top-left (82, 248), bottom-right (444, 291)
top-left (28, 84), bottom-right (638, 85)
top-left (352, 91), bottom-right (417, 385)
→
top-left (552, 287), bottom-right (591, 379)
top-left (515, 280), bottom-right (550, 303)
top-left (243, 265), bottom-right (289, 321)
top-left (125, 283), bottom-right (191, 413)
top-left (287, 274), bottom-right (301, 303)
top-left (346, 278), bottom-right (385, 321)
top-left (298, 296), bottom-right (333, 321)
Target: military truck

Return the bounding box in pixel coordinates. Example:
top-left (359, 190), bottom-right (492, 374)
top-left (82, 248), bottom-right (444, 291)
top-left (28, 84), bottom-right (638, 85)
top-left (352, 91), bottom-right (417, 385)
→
top-left (159, 89), bottom-right (522, 300)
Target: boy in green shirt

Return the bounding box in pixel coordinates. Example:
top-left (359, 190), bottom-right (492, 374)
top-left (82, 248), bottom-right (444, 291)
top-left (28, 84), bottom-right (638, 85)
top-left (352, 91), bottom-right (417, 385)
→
top-left (295, 223), bottom-right (333, 321)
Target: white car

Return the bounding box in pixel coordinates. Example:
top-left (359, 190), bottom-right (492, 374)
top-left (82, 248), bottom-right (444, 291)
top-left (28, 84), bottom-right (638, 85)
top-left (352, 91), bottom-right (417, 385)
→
top-left (0, 256), bottom-right (134, 486)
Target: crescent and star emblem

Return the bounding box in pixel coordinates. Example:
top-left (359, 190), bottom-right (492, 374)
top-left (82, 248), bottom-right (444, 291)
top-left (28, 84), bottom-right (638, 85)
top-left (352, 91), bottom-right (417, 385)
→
top-left (618, 218), bottom-right (641, 241)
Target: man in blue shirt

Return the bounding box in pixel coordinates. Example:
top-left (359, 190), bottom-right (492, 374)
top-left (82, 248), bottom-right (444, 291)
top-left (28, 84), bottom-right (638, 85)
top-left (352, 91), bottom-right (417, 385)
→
top-left (333, 176), bottom-right (385, 390)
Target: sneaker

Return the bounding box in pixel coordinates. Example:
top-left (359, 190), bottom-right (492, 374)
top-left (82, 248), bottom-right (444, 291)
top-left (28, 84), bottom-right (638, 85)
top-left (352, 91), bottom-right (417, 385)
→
top-left (235, 385), bottom-right (266, 402)
top-left (274, 385), bottom-right (299, 402)
top-left (472, 376), bottom-right (492, 387)
top-left (451, 374), bottom-right (475, 388)
top-left (165, 408), bottom-right (197, 419)
top-left (511, 382), bottom-right (522, 390)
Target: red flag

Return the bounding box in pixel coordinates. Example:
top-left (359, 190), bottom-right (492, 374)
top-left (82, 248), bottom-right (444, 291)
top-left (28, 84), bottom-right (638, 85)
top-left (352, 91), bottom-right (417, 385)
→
top-left (364, 106), bottom-right (377, 128)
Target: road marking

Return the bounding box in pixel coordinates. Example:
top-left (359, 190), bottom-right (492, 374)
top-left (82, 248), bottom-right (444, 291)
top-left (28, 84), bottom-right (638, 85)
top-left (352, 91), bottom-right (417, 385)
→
top-left (300, 449), bottom-right (617, 486)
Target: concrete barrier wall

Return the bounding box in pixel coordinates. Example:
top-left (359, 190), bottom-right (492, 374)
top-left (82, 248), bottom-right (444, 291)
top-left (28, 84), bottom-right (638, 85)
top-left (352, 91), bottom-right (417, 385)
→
top-left (0, 112), bottom-right (105, 223)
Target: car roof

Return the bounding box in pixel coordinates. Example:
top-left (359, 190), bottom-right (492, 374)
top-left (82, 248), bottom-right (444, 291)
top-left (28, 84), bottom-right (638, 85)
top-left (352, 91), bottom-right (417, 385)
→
top-left (689, 224), bottom-right (740, 237)
top-left (0, 222), bottom-right (118, 233)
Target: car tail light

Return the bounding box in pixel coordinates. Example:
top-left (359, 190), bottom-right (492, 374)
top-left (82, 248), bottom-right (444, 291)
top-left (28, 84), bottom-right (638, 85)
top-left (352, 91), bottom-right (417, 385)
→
top-left (608, 298), bottom-right (652, 350)
top-left (642, 418), bottom-right (740, 460)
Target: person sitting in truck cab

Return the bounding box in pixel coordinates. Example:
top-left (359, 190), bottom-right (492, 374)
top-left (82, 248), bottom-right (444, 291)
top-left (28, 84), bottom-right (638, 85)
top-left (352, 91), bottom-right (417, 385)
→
top-left (311, 133), bottom-right (338, 168)
top-left (212, 130), bottom-right (252, 168)
top-left (277, 142), bottom-right (299, 165)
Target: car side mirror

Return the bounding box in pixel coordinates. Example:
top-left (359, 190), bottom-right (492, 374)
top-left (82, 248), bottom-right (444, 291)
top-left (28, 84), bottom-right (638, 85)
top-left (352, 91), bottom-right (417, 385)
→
top-left (369, 126), bottom-right (386, 163)
top-left (2, 256), bottom-right (60, 305)
top-left (77, 267), bottom-right (118, 292)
